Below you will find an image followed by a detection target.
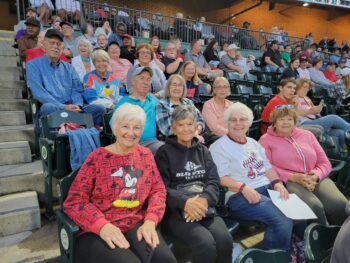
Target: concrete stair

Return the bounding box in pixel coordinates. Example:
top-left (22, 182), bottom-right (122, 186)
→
top-left (0, 35), bottom-right (43, 247)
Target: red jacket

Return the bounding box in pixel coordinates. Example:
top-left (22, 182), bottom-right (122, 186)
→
top-left (261, 95), bottom-right (287, 134)
top-left (323, 70), bottom-right (337, 83)
top-left (26, 48), bottom-right (68, 63)
top-left (63, 145), bottom-right (166, 235)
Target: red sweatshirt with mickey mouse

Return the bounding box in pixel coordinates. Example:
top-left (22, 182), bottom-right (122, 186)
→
top-left (63, 145), bottom-right (166, 235)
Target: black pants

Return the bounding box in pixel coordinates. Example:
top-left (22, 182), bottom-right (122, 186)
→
top-left (75, 224), bottom-right (177, 263)
top-left (163, 215), bottom-right (233, 263)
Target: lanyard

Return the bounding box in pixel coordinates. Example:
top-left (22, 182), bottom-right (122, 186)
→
top-left (285, 137), bottom-right (307, 173)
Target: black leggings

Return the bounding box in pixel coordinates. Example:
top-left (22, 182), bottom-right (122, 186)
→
top-left (163, 215), bottom-right (233, 263)
top-left (75, 224), bottom-right (177, 263)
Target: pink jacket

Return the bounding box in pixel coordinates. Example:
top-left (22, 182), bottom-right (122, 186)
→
top-left (259, 127), bottom-right (331, 182)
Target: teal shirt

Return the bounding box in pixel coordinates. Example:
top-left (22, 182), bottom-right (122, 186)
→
top-left (114, 94), bottom-right (158, 142)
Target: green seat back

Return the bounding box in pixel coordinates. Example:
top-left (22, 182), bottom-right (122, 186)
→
top-left (41, 110), bottom-right (94, 140)
top-left (235, 248), bottom-right (289, 263)
top-left (58, 169), bottom-right (80, 208)
top-left (304, 223), bottom-right (341, 263)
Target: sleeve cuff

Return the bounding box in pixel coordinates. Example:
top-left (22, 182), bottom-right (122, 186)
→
top-left (144, 213), bottom-right (160, 225)
top-left (89, 218), bottom-right (110, 235)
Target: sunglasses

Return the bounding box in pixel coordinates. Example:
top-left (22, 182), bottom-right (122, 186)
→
top-left (275, 104), bottom-right (294, 110)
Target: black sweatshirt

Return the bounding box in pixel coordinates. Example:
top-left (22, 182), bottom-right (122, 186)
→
top-left (155, 136), bottom-right (220, 210)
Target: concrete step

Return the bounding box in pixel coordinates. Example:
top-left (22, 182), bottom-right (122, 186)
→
top-left (0, 125), bottom-right (35, 151)
top-left (0, 141), bottom-right (31, 166)
top-left (0, 220), bottom-right (60, 262)
top-left (0, 87), bottom-right (22, 99)
top-left (0, 160), bottom-right (45, 196)
top-left (0, 79), bottom-right (25, 89)
top-left (0, 56), bottom-right (17, 67)
top-left (0, 41), bottom-right (16, 57)
top-left (0, 191), bottom-right (41, 237)
top-left (0, 111), bottom-right (26, 126)
top-left (0, 99), bottom-right (28, 112)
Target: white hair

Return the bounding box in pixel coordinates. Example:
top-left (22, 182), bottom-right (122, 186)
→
top-left (224, 102), bottom-right (254, 126)
top-left (111, 103), bottom-right (146, 135)
top-left (77, 38), bottom-right (93, 54)
top-left (91, 49), bottom-right (110, 63)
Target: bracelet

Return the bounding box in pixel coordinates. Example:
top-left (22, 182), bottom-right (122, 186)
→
top-left (271, 179), bottom-right (282, 189)
top-left (238, 183), bottom-right (246, 193)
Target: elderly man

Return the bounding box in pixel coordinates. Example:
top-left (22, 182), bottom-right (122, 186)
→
top-left (26, 29), bottom-right (106, 135)
top-left (262, 40), bottom-right (284, 72)
top-left (185, 39), bottom-right (223, 79)
top-left (60, 21), bottom-right (79, 58)
top-left (161, 42), bottom-right (183, 79)
top-left (114, 66), bottom-right (163, 154)
top-left (219, 44), bottom-right (244, 74)
top-left (17, 18), bottom-right (41, 59)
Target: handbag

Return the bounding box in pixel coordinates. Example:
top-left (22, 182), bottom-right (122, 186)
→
top-left (176, 181), bottom-right (216, 219)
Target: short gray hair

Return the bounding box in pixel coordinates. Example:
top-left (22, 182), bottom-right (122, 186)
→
top-left (77, 38), bottom-right (93, 54)
top-left (224, 102), bottom-right (254, 126)
top-left (92, 49), bottom-right (110, 64)
top-left (111, 103), bottom-right (146, 135)
top-left (171, 105), bottom-right (197, 126)
top-left (212, 77), bottom-right (230, 96)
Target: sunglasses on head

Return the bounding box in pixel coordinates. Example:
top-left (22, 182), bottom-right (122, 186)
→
top-left (275, 104), bottom-right (294, 110)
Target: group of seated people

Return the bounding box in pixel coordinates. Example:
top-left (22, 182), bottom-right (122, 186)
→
top-left (18, 7), bottom-right (350, 261)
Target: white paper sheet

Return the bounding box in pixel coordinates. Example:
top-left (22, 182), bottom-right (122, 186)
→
top-left (268, 189), bottom-right (317, 220)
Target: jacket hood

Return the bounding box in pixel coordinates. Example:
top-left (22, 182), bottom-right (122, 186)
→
top-left (266, 126), bottom-right (301, 138)
top-left (165, 135), bottom-right (200, 150)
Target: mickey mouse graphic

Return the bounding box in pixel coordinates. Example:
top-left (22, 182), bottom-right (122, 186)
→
top-left (112, 165), bottom-right (143, 209)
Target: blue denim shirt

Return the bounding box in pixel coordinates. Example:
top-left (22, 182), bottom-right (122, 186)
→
top-left (26, 55), bottom-right (84, 109)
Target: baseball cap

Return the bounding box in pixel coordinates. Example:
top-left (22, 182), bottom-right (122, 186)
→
top-left (339, 58), bottom-right (347, 64)
top-left (122, 34), bottom-right (132, 39)
top-left (60, 21), bottom-right (73, 28)
top-left (126, 66), bottom-right (153, 92)
top-left (25, 17), bottom-right (40, 28)
top-left (45, 29), bottom-right (64, 42)
top-left (227, 43), bottom-right (239, 50)
top-left (340, 67), bottom-right (350, 77)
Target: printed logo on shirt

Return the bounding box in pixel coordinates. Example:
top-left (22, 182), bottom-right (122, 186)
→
top-left (242, 152), bottom-right (264, 179)
top-left (176, 161), bottom-right (205, 180)
top-left (112, 166), bottom-right (142, 208)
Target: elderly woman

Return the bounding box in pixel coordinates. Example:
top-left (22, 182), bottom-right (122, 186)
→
top-left (128, 43), bottom-right (166, 96)
top-left (155, 105), bottom-right (233, 263)
top-left (96, 33), bottom-right (108, 51)
top-left (72, 39), bottom-right (95, 82)
top-left (64, 104), bottom-right (177, 263)
top-left (83, 49), bottom-right (121, 109)
top-left (259, 106), bottom-right (348, 225)
top-left (210, 102), bottom-right (299, 256)
top-left (156, 74), bottom-right (205, 141)
top-left (294, 78), bottom-right (350, 149)
top-left (202, 77), bottom-right (233, 136)
top-left (108, 42), bottom-right (132, 83)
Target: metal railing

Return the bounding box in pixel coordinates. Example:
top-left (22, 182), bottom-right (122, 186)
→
top-left (15, 0), bottom-right (304, 51)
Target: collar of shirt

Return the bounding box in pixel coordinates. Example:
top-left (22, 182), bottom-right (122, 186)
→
top-left (43, 55), bottom-right (61, 67)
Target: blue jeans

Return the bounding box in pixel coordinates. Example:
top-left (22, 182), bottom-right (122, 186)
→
top-left (226, 184), bottom-right (294, 253)
top-left (35, 103), bottom-right (106, 136)
top-left (302, 115), bottom-right (350, 148)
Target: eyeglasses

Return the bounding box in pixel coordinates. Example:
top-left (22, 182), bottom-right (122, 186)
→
top-left (228, 117), bottom-right (248, 123)
top-left (139, 51), bottom-right (152, 55)
top-left (275, 104), bottom-right (294, 110)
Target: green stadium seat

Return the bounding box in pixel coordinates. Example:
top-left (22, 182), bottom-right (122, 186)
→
top-left (39, 110), bottom-right (94, 219)
top-left (304, 223), bottom-right (341, 263)
top-left (234, 248), bottom-right (289, 263)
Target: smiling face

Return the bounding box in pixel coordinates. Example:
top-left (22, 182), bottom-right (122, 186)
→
top-left (296, 82), bottom-right (310, 97)
top-left (213, 79), bottom-right (230, 99)
top-left (138, 47), bottom-right (152, 65)
top-left (94, 58), bottom-right (109, 74)
top-left (291, 59), bottom-right (300, 69)
top-left (172, 115), bottom-right (196, 146)
top-left (273, 115), bottom-right (295, 136)
top-left (97, 34), bottom-right (107, 48)
top-left (169, 77), bottom-right (185, 100)
top-left (78, 43), bottom-right (90, 57)
top-left (183, 63), bottom-right (196, 79)
top-left (43, 37), bottom-right (64, 61)
top-left (61, 24), bottom-right (73, 37)
top-left (165, 43), bottom-right (177, 59)
top-left (227, 111), bottom-right (250, 138)
top-left (114, 118), bottom-right (143, 150)
top-left (108, 44), bottom-right (120, 59)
